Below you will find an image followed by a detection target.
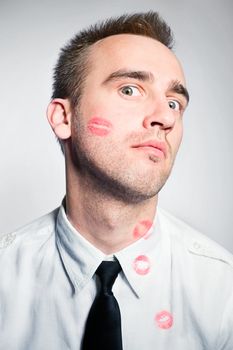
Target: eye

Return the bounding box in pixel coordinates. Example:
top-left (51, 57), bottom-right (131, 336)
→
top-left (120, 85), bottom-right (141, 97)
top-left (168, 100), bottom-right (181, 111)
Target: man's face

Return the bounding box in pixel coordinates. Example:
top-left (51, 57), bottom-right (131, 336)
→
top-left (69, 34), bottom-right (188, 203)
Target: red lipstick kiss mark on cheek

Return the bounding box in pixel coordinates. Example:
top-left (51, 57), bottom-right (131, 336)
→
top-left (133, 255), bottom-right (151, 275)
top-left (87, 117), bottom-right (113, 136)
top-left (133, 220), bottom-right (153, 240)
top-left (155, 311), bottom-right (173, 329)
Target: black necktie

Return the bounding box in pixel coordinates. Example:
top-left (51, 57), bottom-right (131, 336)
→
top-left (82, 260), bottom-right (123, 350)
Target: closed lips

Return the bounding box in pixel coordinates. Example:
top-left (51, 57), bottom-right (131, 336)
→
top-left (133, 141), bottom-right (166, 157)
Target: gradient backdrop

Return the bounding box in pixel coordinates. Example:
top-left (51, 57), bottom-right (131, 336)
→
top-left (0, 0), bottom-right (233, 252)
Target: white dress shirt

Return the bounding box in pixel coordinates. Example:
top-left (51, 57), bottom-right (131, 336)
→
top-left (0, 204), bottom-right (233, 350)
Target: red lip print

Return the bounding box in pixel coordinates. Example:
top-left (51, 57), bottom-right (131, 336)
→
top-left (155, 310), bottom-right (173, 329)
top-left (87, 117), bottom-right (113, 136)
top-left (133, 255), bottom-right (151, 275)
top-left (133, 220), bottom-right (153, 240)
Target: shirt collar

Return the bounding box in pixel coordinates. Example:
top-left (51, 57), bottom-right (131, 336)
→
top-left (56, 205), bottom-right (105, 293)
top-left (115, 211), bottom-right (171, 298)
top-left (56, 204), bottom-right (171, 298)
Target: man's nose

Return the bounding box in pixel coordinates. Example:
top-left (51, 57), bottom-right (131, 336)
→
top-left (142, 100), bottom-right (176, 132)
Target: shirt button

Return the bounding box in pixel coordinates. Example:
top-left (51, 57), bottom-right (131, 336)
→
top-left (193, 241), bottom-right (201, 251)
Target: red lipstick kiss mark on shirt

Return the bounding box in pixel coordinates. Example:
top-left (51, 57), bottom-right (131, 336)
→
top-left (155, 311), bottom-right (173, 329)
top-left (133, 255), bottom-right (151, 275)
top-left (87, 117), bottom-right (113, 136)
top-left (133, 220), bottom-right (153, 240)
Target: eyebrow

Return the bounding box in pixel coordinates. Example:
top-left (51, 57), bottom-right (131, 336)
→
top-left (168, 80), bottom-right (190, 104)
top-left (102, 69), bottom-right (154, 84)
top-left (102, 69), bottom-right (190, 104)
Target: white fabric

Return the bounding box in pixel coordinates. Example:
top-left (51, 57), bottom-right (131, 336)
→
top-left (0, 204), bottom-right (233, 350)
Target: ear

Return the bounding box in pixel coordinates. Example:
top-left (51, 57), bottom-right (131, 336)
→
top-left (47, 98), bottom-right (72, 140)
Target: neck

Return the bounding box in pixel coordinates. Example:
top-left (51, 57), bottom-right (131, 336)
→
top-left (65, 170), bottom-right (158, 255)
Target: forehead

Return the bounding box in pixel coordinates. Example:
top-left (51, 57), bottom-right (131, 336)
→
top-left (88, 34), bottom-right (186, 85)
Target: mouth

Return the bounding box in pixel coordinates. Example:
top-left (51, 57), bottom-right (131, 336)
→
top-left (132, 140), bottom-right (166, 159)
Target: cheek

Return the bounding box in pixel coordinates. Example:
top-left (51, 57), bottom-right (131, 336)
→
top-left (87, 117), bottom-right (113, 137)
top-left (177, 122), bottom-right (183, 145)
top-left (175, 127), bottom-right (183, 152)
top-left (168, 123), bottom-right (183, 154)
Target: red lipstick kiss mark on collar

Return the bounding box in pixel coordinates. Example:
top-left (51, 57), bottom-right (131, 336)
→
top-left (87, 117), bottom-right (113, 136)
top-left (133, 255), bottom-right (151, 275)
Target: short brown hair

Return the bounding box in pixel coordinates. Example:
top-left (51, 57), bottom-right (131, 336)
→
top-left (51, 11), bottom-right (174, 150)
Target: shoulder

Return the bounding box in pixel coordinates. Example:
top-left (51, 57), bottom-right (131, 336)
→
top-left (0, 207), bottom-right (60, 251)
top-left (158, 208), bottom-right (233, 346)
top-left (157, 207), bottom-right (233, 269)
top-left (0, 208), bottom-right (61, 307)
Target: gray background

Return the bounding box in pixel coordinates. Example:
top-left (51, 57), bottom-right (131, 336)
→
top-left (0, 0), bottom-right (232, 252)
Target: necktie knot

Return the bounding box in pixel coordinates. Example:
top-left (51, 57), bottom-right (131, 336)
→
top-left (96, 260), bottom-right (122, 294)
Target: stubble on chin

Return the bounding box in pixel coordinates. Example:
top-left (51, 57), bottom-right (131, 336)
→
top-left (71, 146), bottom-right (171, 205)
top-left (70, 118), bottom-right (175, 204)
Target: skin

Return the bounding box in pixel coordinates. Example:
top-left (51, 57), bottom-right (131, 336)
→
top-left (47, 34), bottom-right (188, 254)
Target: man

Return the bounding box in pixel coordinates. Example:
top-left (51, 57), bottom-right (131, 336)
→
top-left (0, 11), bottom-right (233, 350)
